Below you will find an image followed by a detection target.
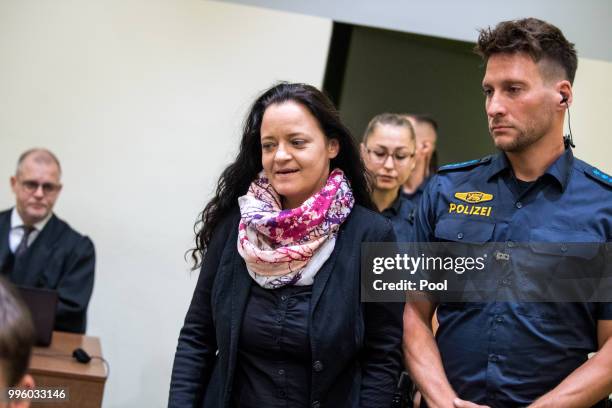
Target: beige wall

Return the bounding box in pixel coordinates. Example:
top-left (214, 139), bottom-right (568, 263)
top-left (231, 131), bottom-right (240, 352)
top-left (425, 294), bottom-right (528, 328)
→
top-left (572, 57), bottom-right (612, 174)
top-left (0, 1), bottom-right (331, 407)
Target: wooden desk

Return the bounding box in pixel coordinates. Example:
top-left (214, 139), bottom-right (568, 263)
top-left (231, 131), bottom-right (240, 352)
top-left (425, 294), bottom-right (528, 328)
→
top-left (29, 331), bottom-right (107, 408)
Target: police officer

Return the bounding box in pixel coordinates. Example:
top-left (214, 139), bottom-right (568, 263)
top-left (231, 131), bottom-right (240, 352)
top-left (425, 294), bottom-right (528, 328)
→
top-left (361, 113), bottom-right (417, 242)
top-left (403, 18), bottom-right (612, 408)
top-left (402, 114), bottom-right (439, 207)
top-left (361, 113), bottom-right (417, 407)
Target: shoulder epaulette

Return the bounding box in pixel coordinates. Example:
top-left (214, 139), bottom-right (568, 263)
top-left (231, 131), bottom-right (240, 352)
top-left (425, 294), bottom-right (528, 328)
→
top-left (585, 167), bottom-right (612, 188)
top-left (438, 156), bottom-right (492, 173)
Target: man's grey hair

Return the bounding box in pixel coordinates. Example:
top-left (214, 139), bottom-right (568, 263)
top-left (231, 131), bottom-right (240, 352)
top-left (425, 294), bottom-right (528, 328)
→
top-left (16, 148), bottom-right (62, 177)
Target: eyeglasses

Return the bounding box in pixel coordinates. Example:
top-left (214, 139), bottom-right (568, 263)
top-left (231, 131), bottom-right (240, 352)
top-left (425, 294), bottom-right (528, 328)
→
top-left (365, 148), bottom-right (415, 167)
top-left (19, 180), bottom-right (61, 194)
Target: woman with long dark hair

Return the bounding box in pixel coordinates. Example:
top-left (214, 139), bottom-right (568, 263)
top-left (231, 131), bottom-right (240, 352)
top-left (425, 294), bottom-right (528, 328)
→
top-left (169, 82), bottom-right (402, 407)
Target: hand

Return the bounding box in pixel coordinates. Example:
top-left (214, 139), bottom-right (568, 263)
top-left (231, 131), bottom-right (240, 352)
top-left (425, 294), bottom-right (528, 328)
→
top-left (453, 398), bottom-right (491, 408)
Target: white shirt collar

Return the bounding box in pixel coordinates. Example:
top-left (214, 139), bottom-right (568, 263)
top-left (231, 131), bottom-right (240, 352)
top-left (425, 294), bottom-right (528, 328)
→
top-left (10, 207), bottom-right (53, 232)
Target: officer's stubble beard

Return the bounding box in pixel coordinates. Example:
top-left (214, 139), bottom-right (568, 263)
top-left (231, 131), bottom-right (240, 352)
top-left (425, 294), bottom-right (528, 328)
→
top-left (490, 105), bottom-right (556, 154)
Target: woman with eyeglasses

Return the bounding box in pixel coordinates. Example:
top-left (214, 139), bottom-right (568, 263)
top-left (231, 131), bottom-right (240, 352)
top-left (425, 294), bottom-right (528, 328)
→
top-left (361, 114), bottom-right (417, 242)
top-left (168, 83), bottom-right (403, 408)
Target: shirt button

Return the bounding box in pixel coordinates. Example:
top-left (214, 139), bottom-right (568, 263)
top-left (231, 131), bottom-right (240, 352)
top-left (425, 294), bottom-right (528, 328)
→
top-left (457, 232), bottom-right (464, 240)
top-left (278, 390), bottom-right (287, 398)
top-left (312, 401), bottom-right (321, 408)
top-left (560, 244), bottom-right (568, 252)
top-left (281, 295), bottom-right (288, 301)
top-left (501, 278), bottom-right (510, 285)
top-left (489, 354), bottom-right (499, 362)
top-left (313, 360), bottom-right (324, 372)
top-left (496, 316), bottom-right (503, 323)
top-left (278, 369), bottom-right (285, 375)
top-left (515, 201), bottom-right (523, 209)
top-left (507, 241), bottom-right (515, 248)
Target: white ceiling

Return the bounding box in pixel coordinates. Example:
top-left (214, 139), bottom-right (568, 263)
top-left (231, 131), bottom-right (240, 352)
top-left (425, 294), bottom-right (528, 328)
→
top-left (215, 0), bottom-right (612, 62)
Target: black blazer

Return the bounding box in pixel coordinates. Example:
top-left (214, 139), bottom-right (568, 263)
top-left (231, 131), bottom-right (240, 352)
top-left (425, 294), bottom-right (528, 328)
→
top-left (169, 205), bottom-right (403, 408)
top-left (0, 209), bottom-right (95, 333)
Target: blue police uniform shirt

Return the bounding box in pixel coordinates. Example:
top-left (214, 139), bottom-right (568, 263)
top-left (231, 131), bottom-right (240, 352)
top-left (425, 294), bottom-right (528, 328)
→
top-left (381, 192), bottom-right (415, 242)
top-left (414, 147), bottom-right (612, 407)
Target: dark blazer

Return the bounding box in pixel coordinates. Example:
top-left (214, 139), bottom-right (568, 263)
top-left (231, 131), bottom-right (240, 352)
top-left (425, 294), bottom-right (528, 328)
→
top-left (169, 205), bottom-right (403, 408)
top-left (0, 209), bottom-right (95, 333)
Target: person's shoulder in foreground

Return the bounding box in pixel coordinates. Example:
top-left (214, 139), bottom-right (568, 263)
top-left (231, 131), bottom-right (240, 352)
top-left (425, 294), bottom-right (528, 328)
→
top-left (0, 276), bottom-right (36, 408)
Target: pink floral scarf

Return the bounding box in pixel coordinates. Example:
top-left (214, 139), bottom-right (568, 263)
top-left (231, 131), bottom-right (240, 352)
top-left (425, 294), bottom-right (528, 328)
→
top-left (237, 168), bottom-right (354, 289)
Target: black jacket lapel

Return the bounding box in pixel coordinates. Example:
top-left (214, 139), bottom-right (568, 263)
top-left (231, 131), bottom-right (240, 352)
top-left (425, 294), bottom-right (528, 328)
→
top-left (311, 232), bottom-right (343, 315)
top-left (14, 215), bottom-right (59, 287)
top-left (224, 253), bottom-right (251, 404)
top-left (0, 210), bottom-right (12, 276)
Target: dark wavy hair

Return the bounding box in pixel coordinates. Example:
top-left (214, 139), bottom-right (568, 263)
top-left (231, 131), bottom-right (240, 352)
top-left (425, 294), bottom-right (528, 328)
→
top-left (190, 82), bottom-right (374, 268)
top-left (475, 18), bottom-right (578, 84)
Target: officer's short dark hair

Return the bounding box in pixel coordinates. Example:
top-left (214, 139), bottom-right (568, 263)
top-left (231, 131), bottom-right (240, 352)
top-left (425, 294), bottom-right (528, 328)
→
top-left (475, 18), bottom-right (578, 84)
top-left (0, 277), bottom-right (35, 387)
top-left (363, 113), bottom-right (415, 145)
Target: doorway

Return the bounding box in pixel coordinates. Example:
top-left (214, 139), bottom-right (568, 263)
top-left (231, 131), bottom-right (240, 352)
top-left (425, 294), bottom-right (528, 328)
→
top-left (323, 23), bottom-right (495, 165)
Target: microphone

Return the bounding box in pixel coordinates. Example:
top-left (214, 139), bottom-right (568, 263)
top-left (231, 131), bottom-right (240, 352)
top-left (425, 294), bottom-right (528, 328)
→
top-left (72, 347), bottom-right (92, 363)
top-left (561, 93), bottom-right (575, 148)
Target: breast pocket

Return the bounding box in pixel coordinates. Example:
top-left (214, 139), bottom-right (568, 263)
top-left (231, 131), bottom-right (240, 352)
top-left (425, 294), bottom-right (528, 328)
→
top-left (434, 217), bottom-right (495, 244)
top-left (516, 228), bottom-right (605, 315)
top-left (432, 218), bottom-right (496, 307)
top-left (528, 228), bottom-right (602, 258)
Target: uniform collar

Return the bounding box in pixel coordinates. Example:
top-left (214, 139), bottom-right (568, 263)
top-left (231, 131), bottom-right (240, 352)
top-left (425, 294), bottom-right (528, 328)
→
top-left (486, 147), bottom-right (573, 191)
top-left (381, 192), bottom-right (402, 216)
top-left (485, 153), bottom-right (510, 182)
top-left (544, 146), bottom-right (574, 192)
top-left (412, 177), bottom-right (429, 196)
